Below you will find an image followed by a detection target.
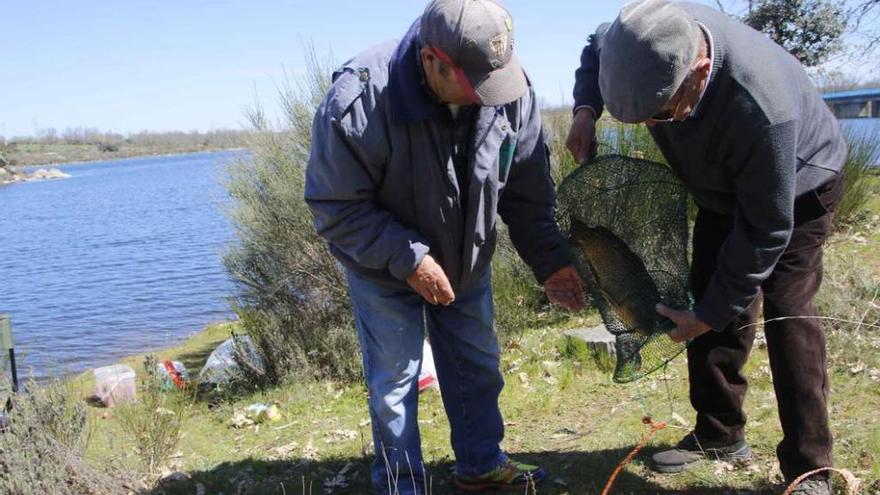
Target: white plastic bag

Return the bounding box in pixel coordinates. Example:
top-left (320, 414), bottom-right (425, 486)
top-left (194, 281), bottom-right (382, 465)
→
top-left (93, 364), bottom-right (136, 407)
top-left (418, 339), bottom-right (439, 392)
top-left (198, 336), bottom-right (264, 385)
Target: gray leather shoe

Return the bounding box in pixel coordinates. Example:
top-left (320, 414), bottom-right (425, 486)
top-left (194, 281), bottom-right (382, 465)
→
top-left (785, 475), bottom-right (831, 495)
top-left (651, 432), bottom-right (752, 473)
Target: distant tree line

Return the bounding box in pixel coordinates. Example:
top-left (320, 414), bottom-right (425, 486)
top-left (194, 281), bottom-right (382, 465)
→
top-left (814, 76), bottom-right (880, 92)
top-left (10, 127), bottom-right (252, 150)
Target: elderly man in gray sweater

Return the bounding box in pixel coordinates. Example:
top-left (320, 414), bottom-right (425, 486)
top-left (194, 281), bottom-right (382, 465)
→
top-left (566, 1), bottom-right (846, 493)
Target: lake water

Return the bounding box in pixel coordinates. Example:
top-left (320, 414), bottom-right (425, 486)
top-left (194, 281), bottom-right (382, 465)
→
top-left (1, 151), bottom-right (240, 378)
top-left (840, 118), bottom-right (880, 135)
top-left (840, 118), bottom-right (880, 166)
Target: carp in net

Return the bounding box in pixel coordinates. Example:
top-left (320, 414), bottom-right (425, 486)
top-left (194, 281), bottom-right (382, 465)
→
top-left (557, 154), bottom-right (691, 383)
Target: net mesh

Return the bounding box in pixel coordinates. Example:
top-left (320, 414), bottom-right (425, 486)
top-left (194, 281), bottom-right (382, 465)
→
top-left (557, 155), bottom-right (691, 383)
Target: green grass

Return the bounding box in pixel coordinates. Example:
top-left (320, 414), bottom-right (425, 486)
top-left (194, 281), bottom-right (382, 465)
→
top-left (5, 142), bottom-right (243, 167)
top-left (79, 313), bottom-right (880, 494)
top-left (65, 177), bottom-right (880, 495)
top-left (71, 128), bottom-right (880, 493)
top-left (77, 214), bottom-right (880, 493)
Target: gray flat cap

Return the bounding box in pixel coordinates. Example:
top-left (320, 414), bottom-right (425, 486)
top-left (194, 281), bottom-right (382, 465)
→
top-left (421, 0), bottom-right (526, 106)
top-left (599, 0), bottom-right (703, 123)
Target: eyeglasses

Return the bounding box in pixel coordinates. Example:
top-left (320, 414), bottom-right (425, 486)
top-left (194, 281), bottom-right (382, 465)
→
top-left (650, 105), bottom-right (678, 122)
top-left (649, 67), bottom-right (701, 123)
top-left (649, 79), bottom-right (688, 122)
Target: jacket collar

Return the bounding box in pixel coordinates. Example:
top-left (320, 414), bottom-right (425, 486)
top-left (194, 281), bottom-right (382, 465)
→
top-left (388, 19), bottom-right (444, 124)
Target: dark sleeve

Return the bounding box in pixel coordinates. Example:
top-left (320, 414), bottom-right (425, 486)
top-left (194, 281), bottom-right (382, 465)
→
top-left (694, 120), bottom-right (798, 331)
top-left (572, 23), bottom-right (610, 118)
top-left (498, 85), bottom-right (571, 284)
top-left (304, 73), bottom-right (430, 281)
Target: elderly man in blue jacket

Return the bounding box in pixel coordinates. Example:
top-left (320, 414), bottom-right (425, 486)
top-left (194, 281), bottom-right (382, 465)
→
top-left (305, 1), bottom-right (584, 493)
top-left (566, 1), bottom-right (846, 493)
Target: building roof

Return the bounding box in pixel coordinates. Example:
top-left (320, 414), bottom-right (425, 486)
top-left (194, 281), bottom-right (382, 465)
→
top-left (822, 88), bottom-right (880, 101)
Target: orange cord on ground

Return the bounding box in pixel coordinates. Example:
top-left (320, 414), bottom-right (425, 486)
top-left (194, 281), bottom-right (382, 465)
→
top-left (782, 467), bottom-right (862, 495)
top-left (600, 418), bottom-right (862, 495)
top-left (601, 417), bottom-right (667, 495)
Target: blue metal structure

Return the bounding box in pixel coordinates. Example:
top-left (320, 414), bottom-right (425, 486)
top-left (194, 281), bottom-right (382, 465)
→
top-left (822, 88), bottom-right (880, 119)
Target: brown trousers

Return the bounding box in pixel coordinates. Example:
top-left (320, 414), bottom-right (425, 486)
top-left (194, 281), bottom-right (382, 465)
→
top-left (688, 174), bottom-right (843, 480)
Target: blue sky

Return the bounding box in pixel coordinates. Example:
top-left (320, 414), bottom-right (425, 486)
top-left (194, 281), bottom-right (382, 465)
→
top-left (0, 0), bottom-right (803, 138)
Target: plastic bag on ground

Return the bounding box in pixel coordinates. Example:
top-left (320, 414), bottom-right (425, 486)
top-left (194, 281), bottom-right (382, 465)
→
top-left (93, 364), bottom-right (137, 407)
top-left (418, 339), bottom-right (439, 392)
top-left (156, 360), bottom-right (188, 390)
top-left (198, 335), bottom-right (264, 386)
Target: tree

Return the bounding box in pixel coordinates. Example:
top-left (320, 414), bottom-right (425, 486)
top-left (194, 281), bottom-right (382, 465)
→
top-left (744, 0), bottom-right (846, 66)
top-left (716, 0), bottom-right (879, 65)
top-left (847, 0), bottom-right (880, 52)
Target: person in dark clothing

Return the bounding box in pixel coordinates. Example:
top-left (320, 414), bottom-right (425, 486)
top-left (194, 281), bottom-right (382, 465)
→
top-left (565, 1), bottom-right (846, 493)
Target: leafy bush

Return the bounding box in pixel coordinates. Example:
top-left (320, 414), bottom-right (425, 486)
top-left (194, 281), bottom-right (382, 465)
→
top-left (491, 224), bottom-right (553, 335)
top-left (224, 52), bottom-right (361, 385)
top-left (0, 379), bottom-right (129, 494)
top-left (835, 127), bottom-right (880, 228)
top-left (116, 355), bottom-right (188, 473)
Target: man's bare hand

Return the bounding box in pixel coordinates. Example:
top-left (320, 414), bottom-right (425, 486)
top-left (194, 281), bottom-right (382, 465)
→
top-left (544, 265), bottom-right (586, 312)
top-left (656, 304), bottom-right (712, 343)
top-left (566, 108), bottom-right (597, 164)
top-left (407, 254), bottom-right (455, 306)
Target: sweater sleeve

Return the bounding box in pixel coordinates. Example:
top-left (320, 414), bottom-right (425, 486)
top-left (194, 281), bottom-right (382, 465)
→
top-left (695, 120), bottom-right (798, 331)
top-left (572, 23), bottom-right (610, 118)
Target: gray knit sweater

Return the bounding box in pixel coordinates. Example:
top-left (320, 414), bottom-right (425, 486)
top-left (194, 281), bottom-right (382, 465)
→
top-left (573, 2), bottom-right (847, 331)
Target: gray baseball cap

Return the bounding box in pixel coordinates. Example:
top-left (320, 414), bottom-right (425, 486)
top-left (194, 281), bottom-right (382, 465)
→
top-left (420, 0), bottom-right (527, 106)
top-left (599, 0), bottom-right (703, 123)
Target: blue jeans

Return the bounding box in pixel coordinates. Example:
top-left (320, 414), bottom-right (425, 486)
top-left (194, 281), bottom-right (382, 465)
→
top-left (346, 269), bottom-right (506, 495)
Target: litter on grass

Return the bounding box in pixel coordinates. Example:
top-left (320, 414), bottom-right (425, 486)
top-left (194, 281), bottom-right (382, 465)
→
top-left (93, 364), bottom-right (137, 407)
top-left (199, 335), bottom-right (265, 386)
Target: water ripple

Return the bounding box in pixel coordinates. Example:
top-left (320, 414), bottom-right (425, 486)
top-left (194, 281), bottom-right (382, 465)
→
top-left (1, 151), bottom-right (239, 377)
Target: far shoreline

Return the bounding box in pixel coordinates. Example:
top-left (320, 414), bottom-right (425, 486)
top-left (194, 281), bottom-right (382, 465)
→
top-left (17, 147), bottom-right (250, 170)
top-left (1, 148), bottom-right (250, 187)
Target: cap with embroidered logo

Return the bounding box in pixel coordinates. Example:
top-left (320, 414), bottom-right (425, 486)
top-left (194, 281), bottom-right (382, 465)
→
top-left (420, 0), bottom-right (527, 106)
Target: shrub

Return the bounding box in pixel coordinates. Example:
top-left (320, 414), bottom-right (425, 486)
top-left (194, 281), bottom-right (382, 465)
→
top-left (116, 355), bottom-right (188, 474)
top-left (491, 223), bottom-right (552, 335)
top-left (541, 109), bottom-right (665, 177)
top-left (0, 379), bottom-right (129, 494)
top-left (541, 109), bottom-right (581, 184)
top-left (595, 119), bottom-right (665, 164)
top-left (835, 127), bottom-right (880, 228)
top-left (224, 52), bottom-right (361, 385)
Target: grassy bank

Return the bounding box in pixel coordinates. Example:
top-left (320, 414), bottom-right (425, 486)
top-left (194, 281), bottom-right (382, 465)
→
top-left (5, 142), bottom-right (245, 168)
top-left (2, 129), bottom-right (251, 168)
top-left (9, 89), bottom-right (879, 492)
top-left (79, 273), bottom-right (879, 494)
top-left (67, 178), bottom-right (879, 494)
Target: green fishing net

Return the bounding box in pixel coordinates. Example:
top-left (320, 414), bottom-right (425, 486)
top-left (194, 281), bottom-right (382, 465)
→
top-left (557, 155), bottom-right (691, 383)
